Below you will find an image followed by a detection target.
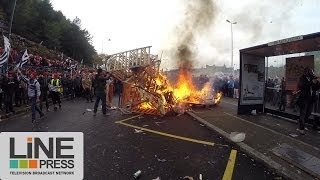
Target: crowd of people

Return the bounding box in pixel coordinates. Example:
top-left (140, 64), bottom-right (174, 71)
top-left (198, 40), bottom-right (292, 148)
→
top-left (212, 75), bottom-right (239, 99)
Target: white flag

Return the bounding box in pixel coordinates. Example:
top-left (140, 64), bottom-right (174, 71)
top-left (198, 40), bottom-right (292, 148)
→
top-left (16, 49), bottom-right (29, 69)
top-left (3, 36), bottom-right (10, 52)
top-left (0, 36), bottom-right (11, 67)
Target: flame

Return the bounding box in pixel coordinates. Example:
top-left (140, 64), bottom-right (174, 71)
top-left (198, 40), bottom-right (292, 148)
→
top-left (138, 69), bottom-right (222, 111)
top-left (140, 101), bottom-right (155, 109)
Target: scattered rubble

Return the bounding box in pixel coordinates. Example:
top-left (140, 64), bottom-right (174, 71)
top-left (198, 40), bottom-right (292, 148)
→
top-left (133, 170), bottom-right (142, 179)
top-left (230, 132), bottom-right (246, 142)
top-left (134, 129), bottom-right (143, 133)
top-left (289, 133), bottom-right (298, 138)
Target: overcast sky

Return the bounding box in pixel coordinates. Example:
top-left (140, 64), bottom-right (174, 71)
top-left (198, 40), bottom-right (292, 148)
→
top-left (51, 0), bottom-right (320, 69)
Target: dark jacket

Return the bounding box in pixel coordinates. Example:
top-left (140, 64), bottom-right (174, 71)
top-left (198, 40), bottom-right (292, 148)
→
top-left (94, 74), bottom-right (108, 93)
top-left (38, 76), bottom-right (49, 92)
top-left (298, 74), bottom-right (315, 102)
top-left (3, 78), bottom-right (16, 95)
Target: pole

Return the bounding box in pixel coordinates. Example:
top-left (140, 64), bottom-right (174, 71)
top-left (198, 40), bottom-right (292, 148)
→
top-left (230, 23), bottom-right (234, 74)
top-left (9, 0), bottom-right (18, 39)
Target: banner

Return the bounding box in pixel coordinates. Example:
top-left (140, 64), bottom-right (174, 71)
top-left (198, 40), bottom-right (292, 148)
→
top-left (285, 55), bottom-right (314, 91)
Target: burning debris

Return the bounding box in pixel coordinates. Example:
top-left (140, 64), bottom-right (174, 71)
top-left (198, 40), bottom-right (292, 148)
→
top-left (106, 46), bottom-right (222, 116)
top-left (106, 1), bottom-right (222, 116)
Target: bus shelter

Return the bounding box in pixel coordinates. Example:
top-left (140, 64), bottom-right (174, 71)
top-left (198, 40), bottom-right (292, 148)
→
top-left (238, 32), bottom-right (320, 119)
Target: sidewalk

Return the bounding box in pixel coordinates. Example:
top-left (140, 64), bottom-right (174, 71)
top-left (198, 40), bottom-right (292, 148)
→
top-left (188, 98), bottom-right (320, 180)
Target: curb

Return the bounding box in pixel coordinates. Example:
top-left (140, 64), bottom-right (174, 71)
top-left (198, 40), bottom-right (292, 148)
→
top-left (187, 112), bottom-right (309, 180)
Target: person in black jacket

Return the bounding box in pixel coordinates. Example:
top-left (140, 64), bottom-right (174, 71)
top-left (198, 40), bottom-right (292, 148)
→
top-left (38, 72), bottom-right (50, 111)
top-left (3, 73), bottom-right (16, 113)
top-left (297, 68), bottom-right (320, 134)
top-left (93, 68), bottom-right (110, 116)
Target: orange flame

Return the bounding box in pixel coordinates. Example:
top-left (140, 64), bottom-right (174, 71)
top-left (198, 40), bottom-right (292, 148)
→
top-left (138, 69), bottom-right (222, 111)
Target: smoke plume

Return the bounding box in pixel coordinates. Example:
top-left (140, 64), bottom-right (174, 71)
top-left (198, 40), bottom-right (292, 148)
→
top-left (173, 0), bottom-right (217, 71)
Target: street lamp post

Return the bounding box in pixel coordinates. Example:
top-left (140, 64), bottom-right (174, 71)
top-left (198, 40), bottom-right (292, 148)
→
top-left (9, 0), bottom-right (18, 39)
top-left (226, 19), bottom-right (237, 74)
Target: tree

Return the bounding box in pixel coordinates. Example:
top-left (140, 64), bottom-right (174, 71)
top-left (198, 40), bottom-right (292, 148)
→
top-left (0, 0), bottom-right (97, 64)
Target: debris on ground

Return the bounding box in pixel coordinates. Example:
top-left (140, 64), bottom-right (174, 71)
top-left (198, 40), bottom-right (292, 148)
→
top-left (157, 158), bottom-right (167, 162)
top-left (86, 109), bottom-right (93, 112)
top-left (134, 129), bottom-right (143, 133)
top-left (133, 170), bottom-right (142, 179)
top-left (184, 156), bottom-right (190, 159)
top-left (155, 121), bottom-right (165, 126)
top-left (276, 123), bottom-right (280, 126)
top-left (154, 155), bottom-right (167, 162)
top-left (289, 133), bottom-right (298, 138)
top-left (183, 176), bottom-right (194, 180)
top-left (199, 174), bottom-right (203, 180)
top-left (109, 106), bottom-right (117, 110)
top-left (199, 124), bottom-right (205, 127)
top-left (152, 177), bottom-right (161, 180)
top-left (142, 125), bottom-right (149, 127)
top-left (251, 109), bottom-right (257, 115)
top-left (230, 132), bottom-right (246, 142)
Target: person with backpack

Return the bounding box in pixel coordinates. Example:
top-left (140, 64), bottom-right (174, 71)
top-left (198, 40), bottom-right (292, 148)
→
top-left (49, 73), bottom-right (62, 111)
top-left (18, 71), bottom-right (44, 124)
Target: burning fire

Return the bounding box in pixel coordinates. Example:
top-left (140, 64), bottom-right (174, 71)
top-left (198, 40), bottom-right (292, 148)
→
top-left (138, 69), bottom-right (222, 111)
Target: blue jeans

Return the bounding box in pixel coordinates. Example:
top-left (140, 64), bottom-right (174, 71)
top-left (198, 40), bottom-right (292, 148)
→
top-left (94, 91), bottom-right (106, 114)
top-left (30, 97), bottom-right (43, 121)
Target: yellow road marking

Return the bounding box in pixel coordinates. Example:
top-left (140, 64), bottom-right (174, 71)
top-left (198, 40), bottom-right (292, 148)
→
top-left (222, 149), bottom-right (237, 180)
top-left (117, 121), bottom-right (215, 146)
top-left (115, 114), bottom-right (143, 123)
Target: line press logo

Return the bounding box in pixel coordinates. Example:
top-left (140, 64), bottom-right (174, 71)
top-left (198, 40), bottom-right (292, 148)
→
top-left (0, 132), bottom-right (83, 180)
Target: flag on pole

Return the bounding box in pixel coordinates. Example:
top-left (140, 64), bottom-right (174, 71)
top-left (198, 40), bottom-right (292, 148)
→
top-left (16, 49), bottom-right (29, 69)
top-left (0, 36), bottom-right (11, 68)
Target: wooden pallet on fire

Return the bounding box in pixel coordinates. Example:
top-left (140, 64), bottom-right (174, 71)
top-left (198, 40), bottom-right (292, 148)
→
top-left (106, 46), bottom-right (174, 116)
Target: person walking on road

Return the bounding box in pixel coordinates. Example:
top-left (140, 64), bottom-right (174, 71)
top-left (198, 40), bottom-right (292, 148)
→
top-left (38, 72), bottom-right (50, 111)
top-left (82, 74), bottom-right (93, 103)
top-left (297, 68), bottom-right (320, 134)
top-left (49, 73), bottom-right (62, 111)
top-left (19, 71), bottom-right (44, 124)
top-left (93, 68), bottom-right (110, 116)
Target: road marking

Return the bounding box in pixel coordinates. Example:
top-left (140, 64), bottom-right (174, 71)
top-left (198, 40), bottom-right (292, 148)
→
top-left (222, 149), bottom-right (237, 180)
top-left (115, 114), bottom-right (143, 123)
top-left (117, 121), bottom-right (215, 146)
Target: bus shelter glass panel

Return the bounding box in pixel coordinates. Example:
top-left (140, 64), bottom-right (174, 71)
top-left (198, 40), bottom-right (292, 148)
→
top-left (265, 51), bottom-right (320, 115)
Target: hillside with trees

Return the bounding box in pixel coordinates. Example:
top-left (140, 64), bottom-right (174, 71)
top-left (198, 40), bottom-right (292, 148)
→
top-left (0, 0), bottom-right (96, 64)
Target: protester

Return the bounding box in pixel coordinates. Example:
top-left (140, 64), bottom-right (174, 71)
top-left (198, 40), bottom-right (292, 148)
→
top-left (279, 77), bottom-right (286, 111)
top-left (297, 68), bottom-right (320, 134)
top-left (82, 74), bottom-right (93, 103)
top-left (233, 78), bottom-right (239, 99)
top-left (93, 68), bottom-right (110, 116)
top-left (3, 73), bottom-right (16, 113)
top-left (49, 73), bottom-right (62, 111)
top-left (106, 75), bottom-right (114, 107)
top-left (38, 72), bottom-right (50, 111)
top-left (19, 71), bottom-right (44, 124)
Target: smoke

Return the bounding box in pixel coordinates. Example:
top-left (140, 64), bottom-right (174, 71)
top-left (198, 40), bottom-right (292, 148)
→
top-left (172, 0), bottom-right (217, 71)
top-left (162, 0), bottom-right (303, 69)
top-left (231, 0), bottom-right (300, 42)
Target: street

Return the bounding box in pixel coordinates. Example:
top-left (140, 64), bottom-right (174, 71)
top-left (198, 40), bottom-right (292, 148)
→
top-left (0, 99), bottom-right (280, 180)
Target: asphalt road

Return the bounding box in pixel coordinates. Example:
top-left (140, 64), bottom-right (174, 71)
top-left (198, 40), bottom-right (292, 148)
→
top-left (0, 99), bottom-right (281, 180)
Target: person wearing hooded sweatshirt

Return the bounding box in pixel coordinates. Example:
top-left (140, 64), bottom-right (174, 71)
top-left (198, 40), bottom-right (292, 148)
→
top-left (19, 71), bottom-right (44, 123)
top-left (49, 73), bottom-right (62, 111)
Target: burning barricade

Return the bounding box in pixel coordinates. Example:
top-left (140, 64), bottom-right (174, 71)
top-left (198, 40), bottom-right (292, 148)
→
top-left (106, 46), bottom-right (222, 116)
